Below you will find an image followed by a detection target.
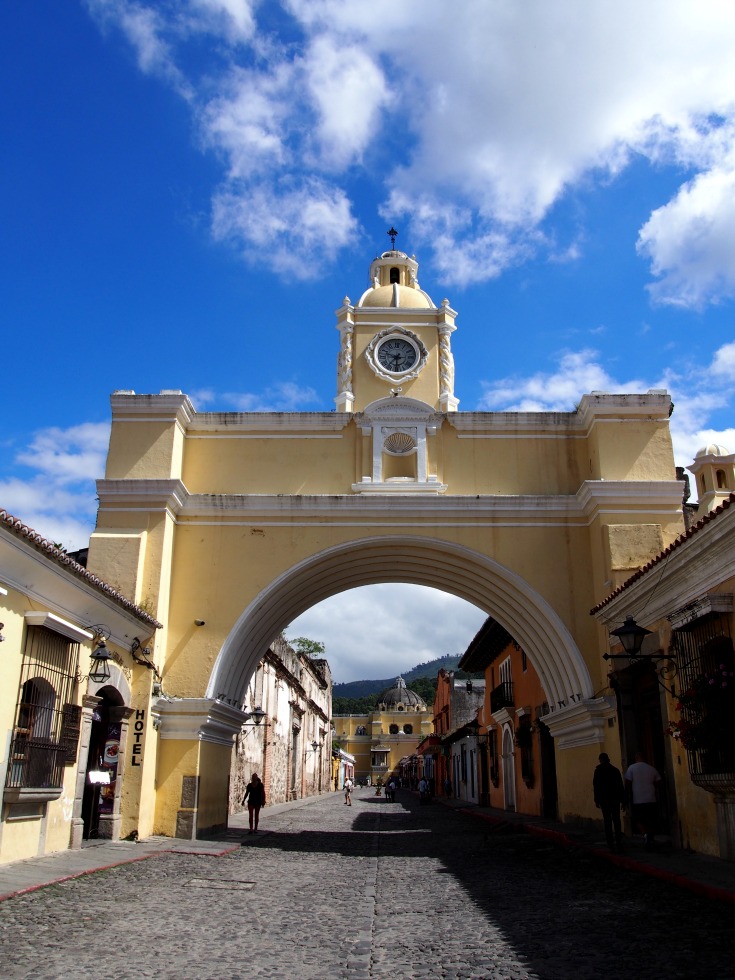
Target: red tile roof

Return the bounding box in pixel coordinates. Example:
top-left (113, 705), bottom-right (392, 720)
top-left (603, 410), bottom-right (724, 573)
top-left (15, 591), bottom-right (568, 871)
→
top-left (0, 509), bottom-right (162, 629)
top-left (590, 492), bottom-right (735, 614)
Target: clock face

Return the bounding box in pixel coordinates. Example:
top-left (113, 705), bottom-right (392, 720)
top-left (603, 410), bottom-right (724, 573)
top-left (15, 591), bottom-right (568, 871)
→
top-left (376, 337), bottom-right (418, 373)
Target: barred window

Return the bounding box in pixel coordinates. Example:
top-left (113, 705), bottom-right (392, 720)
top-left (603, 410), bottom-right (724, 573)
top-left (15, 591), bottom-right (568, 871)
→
top-left (674, 613), bottom-right (735, 777)
top-left (6, 626), bottom-right (81, 794)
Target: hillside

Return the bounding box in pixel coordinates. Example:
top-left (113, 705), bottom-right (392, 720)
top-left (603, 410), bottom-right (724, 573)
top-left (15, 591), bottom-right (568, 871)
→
top-left (333, 653), bottom-right (463, 700)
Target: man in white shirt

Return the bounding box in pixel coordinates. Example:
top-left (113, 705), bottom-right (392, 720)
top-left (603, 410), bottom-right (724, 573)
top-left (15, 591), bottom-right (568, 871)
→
top-left (624, 752), bottom-right (661, 850)
top-left (344, 777), bottom-right (353, 806)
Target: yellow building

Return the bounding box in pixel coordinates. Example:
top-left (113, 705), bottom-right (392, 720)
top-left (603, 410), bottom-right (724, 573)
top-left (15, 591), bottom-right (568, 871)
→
top-left (593, 448), bottom-right (735, 860)
top-left (0, 510), bottom-right (159, 864)
top-left (333, 677), bottom-right (433, 784)
top-left (80, 242), bottom-right (684, 840)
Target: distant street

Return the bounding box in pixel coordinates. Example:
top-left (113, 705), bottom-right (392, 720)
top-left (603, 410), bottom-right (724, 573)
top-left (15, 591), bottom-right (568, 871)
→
top-left (2, 789), bottom-right (734, 980)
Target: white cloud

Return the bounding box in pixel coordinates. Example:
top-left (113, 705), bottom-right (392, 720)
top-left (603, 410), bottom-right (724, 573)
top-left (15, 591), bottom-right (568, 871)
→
top-left (286, 584), bottom-right (487, 684)
top-left (220, 382), bottom-right (320, 411)
top-left (86, 0), bottom-right (193, 99)
top-left (303, 36), bottom-right (389, 170)
top-left (212, 178), bottom-right (358, 278)
top-left (638, 162), bottom-right (735, 308)
top-left (712, 341), bottom-right (735, 379)
top-left (87, 0), bottom-right (735, 299)
top-left (476, 346), bottom-right (735, 477)
top-left (16, 422), bottom-right (110, 484)
top-left (188, 0), bottom-right (257, 42)
top-left (0, 422), bottom-right (109, 552)
top-left (478, 349), bottom-right (645, 413)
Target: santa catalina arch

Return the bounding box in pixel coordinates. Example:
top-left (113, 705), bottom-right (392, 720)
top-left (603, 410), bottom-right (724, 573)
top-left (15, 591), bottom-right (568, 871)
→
top-left (87, 245), bottom-right (684, 839)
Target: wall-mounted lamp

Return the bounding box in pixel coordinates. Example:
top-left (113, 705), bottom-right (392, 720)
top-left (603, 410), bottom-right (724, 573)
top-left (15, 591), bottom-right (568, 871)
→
top-left (243, 706), bottom-right (267, 726)
top-left (603, 615), bottom-right (653, 660)
top-left (311, 740), bottom-right (319, 752)
top-left (88, 638), bottom-right (112, 683)
top-left (0, 622), bottom-right (5, 643)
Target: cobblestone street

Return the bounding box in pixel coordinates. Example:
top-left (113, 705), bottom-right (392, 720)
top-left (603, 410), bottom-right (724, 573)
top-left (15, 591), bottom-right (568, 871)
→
top-left (1, 789), bottom-right (734, 980)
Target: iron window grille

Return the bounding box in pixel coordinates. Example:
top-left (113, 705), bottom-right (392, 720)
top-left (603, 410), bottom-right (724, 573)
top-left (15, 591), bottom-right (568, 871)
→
top-left (6, 626), bottom-right (81, 791)
top-left (673, 613), bottom-right (735, 777)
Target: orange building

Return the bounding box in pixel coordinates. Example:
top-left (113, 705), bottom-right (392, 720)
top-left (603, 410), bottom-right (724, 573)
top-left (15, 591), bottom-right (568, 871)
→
top-left (459, 618), bottom-right (558, 818)
top-left (419, 668), bottom-right (485, 802)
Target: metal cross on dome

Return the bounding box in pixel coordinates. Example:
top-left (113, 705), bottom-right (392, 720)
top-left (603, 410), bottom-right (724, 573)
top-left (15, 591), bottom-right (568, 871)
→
top-left (387, 226), bottom-right (398, 248)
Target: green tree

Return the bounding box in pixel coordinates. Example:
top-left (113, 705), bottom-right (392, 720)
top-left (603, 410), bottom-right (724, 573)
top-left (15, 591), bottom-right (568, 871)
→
top-left (291, 636), bottom-right (326, 658)
top-left (406, 676), bottom-right (437, 704)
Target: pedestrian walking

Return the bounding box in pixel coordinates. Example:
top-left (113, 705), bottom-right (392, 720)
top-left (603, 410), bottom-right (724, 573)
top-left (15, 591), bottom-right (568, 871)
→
top-left (444, 777), bottom-right (452, 797)
top-left (593, 752), bottom-right (625, 851)
top-left (418, 776), bottom-right (429, 804)
top-left (344, 776), bottom-right (353, 805)
top-left (386, 778), bottom-right (396, 802)
top-left (625, 752), bottom-right (662, 850)
top-left (242, 773), bottom-right (266, 833)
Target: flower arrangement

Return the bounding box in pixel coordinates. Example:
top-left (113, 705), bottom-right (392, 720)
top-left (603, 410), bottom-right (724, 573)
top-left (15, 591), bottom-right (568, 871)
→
top-left (667, 664), bottom-right (735, 752)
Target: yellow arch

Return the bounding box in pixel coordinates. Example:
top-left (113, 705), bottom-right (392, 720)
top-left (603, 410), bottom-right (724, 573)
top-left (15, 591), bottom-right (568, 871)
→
top-left (207, 535), bottom-right (593, 709)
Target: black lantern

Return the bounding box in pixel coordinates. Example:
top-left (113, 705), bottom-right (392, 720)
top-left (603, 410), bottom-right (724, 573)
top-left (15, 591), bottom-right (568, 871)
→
top-left (243, 706), bottom-right (266, 726)
top-left (88, 639), bottom-right (112, 683)
top-left (609, 615), bottom-right (652, 657)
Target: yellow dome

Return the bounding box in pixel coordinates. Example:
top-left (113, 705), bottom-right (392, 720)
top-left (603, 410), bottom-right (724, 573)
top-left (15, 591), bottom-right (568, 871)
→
top-left (357, 283), bottom-right (434, 309)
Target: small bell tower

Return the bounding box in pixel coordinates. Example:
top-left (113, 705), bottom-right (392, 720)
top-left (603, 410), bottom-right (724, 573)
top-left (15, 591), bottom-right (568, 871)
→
top-left (335, 229), bottom-right (459, 414)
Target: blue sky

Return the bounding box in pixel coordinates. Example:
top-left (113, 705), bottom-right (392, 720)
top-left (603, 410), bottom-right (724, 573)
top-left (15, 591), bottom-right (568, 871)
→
top-left (3, 1), bottom-right (735, 682)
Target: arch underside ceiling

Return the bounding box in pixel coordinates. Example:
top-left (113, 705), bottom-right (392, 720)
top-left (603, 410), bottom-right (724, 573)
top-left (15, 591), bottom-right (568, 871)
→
top-left (207, 537), bottom-right (593, 711)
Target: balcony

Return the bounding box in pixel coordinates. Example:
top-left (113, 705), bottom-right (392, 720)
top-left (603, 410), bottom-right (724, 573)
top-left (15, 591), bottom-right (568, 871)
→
top-left (490, 681), bottom-right (514, 714)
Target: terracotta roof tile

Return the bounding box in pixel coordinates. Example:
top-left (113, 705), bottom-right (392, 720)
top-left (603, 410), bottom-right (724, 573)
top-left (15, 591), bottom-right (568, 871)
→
top-left (0, 509), bottom-right (162, 628)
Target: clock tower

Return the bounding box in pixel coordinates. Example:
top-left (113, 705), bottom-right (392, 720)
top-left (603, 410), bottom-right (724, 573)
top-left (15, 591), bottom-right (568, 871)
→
top-left (335, 235), bottom-right (459, 414)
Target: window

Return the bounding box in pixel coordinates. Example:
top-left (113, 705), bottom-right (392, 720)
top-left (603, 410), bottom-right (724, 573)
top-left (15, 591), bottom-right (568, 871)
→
top-left (6, 625), bottom-right (81, 798)
top-left (389, 267), bottom-right (400, 284)
top-left (403, 724), bottom-right (413, 735)
top-left (389, 724), bottom-right (399, 734)
top-left (673, 615), bottom-right (735, 777)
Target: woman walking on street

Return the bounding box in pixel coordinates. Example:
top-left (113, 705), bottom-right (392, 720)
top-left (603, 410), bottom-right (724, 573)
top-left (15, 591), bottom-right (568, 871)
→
top-left (243, 773), bottom-right (266, 833)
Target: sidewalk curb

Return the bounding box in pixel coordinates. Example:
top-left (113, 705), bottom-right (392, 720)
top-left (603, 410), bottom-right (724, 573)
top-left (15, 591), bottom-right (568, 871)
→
top-left (449, 801), bottom-right (735, 906)
top-left (0, 843), bottom-right (242, 904)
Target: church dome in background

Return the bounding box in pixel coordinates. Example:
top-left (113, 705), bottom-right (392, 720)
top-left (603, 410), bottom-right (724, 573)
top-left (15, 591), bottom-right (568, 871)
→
top-left (695, 443), bottom-right (730, 458)
top-left (376, 676), bottom-right (426, 709)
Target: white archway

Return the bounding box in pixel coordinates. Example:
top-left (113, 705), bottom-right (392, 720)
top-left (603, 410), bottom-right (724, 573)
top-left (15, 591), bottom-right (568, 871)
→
top-left (207, 535), bottom-right (593, 711)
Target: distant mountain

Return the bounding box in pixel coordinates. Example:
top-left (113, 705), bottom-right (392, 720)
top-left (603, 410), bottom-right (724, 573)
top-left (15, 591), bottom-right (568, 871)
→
top-left (333, 653), bottom-right (462, 699)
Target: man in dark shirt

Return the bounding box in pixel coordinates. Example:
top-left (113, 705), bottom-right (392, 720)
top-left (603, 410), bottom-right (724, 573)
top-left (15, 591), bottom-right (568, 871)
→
top-left (593, 752), bottom-right (625, 851)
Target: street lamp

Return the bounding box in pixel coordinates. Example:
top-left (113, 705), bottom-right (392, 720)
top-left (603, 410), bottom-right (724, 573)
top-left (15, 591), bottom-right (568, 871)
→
top-left (88, 638), bottom-right (112, 683)
top-left (603, 615), bottom-right (652, 660)
top-left (243, 706), bottom-right (267, 726)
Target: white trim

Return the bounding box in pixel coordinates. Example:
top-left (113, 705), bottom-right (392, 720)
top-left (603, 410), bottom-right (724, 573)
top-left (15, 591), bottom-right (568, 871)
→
top-left (540, 697), bottom-right (616, 749)
top-left (153, 697), bottom-right (246, 745)
top-left (207, 535), bottom-right (595, 724)
top-left (24, 612), bottom-right (93, 643)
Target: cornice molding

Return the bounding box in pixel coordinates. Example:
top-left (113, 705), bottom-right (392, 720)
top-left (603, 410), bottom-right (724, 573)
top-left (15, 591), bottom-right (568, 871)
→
top-left (449, 391), bottom-right (672, 437)
top-left (110, 391), bottom-right (196, 427)
top-left (539, 697), bottom-right (616, 749)
top-left (95, 479), bottom-right (189, 514)
top-left (153, 697), bottom-right (246, 745)
top-left (187, 413), bottom-right (351, 433)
